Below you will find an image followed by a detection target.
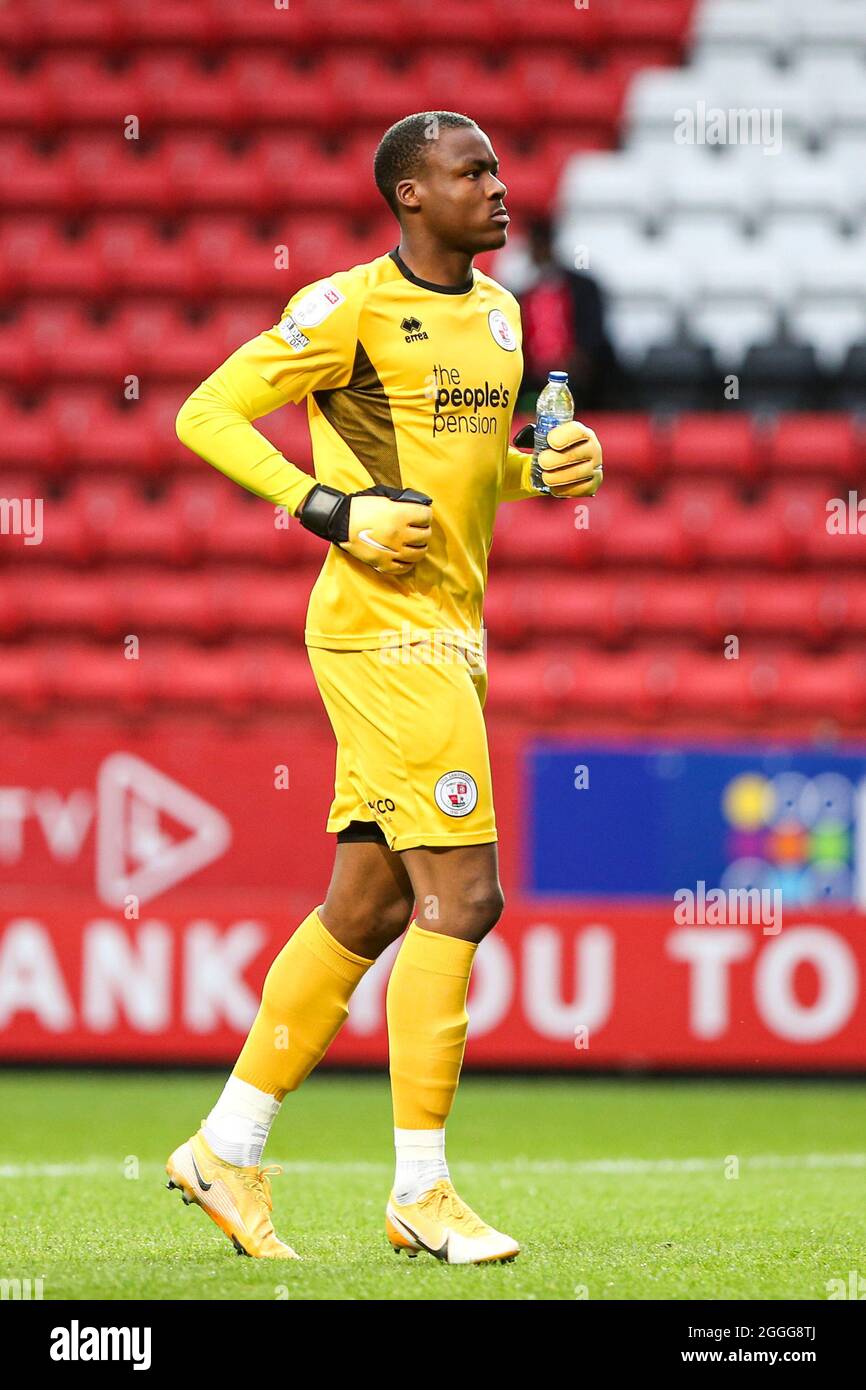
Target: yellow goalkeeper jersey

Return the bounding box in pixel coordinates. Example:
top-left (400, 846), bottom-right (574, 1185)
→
top-left (175, 247), bottom-right (536, 655)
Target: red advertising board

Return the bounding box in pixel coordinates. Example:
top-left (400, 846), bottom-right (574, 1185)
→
top-left (1, 901), bottom-right (864, 1069)
top-left (1, 722), bottom-right (864, 1069)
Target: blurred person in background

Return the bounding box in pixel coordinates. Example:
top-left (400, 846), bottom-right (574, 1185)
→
top-left (515, 215), bottom-right (620, 413)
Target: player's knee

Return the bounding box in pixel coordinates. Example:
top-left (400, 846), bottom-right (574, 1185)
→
top-left (377, 895), bottom-right (416, 940)
top-left (322, 893), bottom-right (413, 957)
top-left (458, 878), bottom-right (505, 941)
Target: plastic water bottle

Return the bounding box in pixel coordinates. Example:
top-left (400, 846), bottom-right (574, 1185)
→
top-left (531, 370), bottom-right (574, 494)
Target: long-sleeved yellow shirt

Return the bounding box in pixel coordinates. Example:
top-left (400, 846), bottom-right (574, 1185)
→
top-left (176, 247), bottom-right (536, 654)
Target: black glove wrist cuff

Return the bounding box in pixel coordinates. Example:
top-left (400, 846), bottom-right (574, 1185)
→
top-left (512, 422), bottom-right (535, 450)
top-left (297, 483), bottom-right (351, 543)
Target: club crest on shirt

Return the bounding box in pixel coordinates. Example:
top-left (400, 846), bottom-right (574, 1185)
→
top-left (488, 308), bottom-right (517, 351)
top-left (291, 280), bottom-right (345, 327)
top-left (434, 770), bottom-right (479, 817)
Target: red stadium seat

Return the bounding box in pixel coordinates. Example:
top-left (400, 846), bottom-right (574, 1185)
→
top-left (112, 302), bottom-right (210, 380)
top-left (492, 496), bottom-right (605, 568)
top-left (580, 413), bottom-right (655, 481)
top-left (666, 481), bottom-right (796, 568)
top-left (668, 413), bottom-right (759, 480)
top-left (0, 395), bottom-right (57, 467)
top-left (511, 54), bottom-right (626, 131)
top-left (249, 137), bottom-right (372, 216)
top-left (92, 219), bottom-right (194, 295)
top-left (0, 646), bottom-right (52, 712)
top-left (0, 136), bottom-right (73, 208)
top-left (40, 56), bottom-right (136, 127)
top-left (597, 485), bottom-right (694, 567)
top-left (322, 55), bottom-right (433, 129)
top-left (65, 135), bottom-right (168, 212)
top-left (412, 53), bottom-right (527, 129)
top-left (42, 390), bottom-right (159, 471)
top-left (607, 0), bottom-right (694, 59)
top-left (0, 217), bottom-right (106, 297)
top-left (160, 135), bottom-right (263, 210)
top-left (767, 414), bottom-right (864, 484)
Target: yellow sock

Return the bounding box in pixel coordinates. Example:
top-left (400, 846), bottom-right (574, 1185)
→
top-left (386, 920), bottom-right (478, 1130)
top-left (234, 907), bottom-right (374, 1100)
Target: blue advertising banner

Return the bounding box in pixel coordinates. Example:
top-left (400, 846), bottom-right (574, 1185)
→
top-left (527, 743), bottom-right (866, 906)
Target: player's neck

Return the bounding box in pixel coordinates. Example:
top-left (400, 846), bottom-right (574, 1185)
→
top-left (394, 237), bottom-right (474, 292)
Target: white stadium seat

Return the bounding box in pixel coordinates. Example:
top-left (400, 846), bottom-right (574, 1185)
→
top-left (585, 239), bottom-right (695, 305)
top-left (759, 160), bottom-right (853, 230)
top-left (605, 303), bottom-right (680, 366)
top-left (793, 54), bottom-right (866, 95)
top-left (625, 70), bottom-right (735, 143)
top-left (692, 0), bottom-right (792, 65)
top-left (662, 218), bottom-right (751, 268)
top-left (557, 154), bottom-right (653, 225)
top-left (666, 149), bottom-right (749, 212)
top-left (554, 219), bottom-right (651, 282)
top-left (690, 241), bottom-right (791, 306)
top-left (788, 304), bottom-right (866, 370)
top-left (686, 302), bottom-right (779, 368)
top-left (795, 3), bottom-right (866, 60)
top-left (779, 228), bottom-right (866, 305)
top-left (694, 0), bottom-right (866, 65)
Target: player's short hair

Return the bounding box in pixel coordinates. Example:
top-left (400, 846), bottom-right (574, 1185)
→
top-left (374, 111), bottom-right (478, 217)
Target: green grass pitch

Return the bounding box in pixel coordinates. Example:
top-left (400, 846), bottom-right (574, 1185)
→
top-left (2, 1069), bottom-right (864, 1300)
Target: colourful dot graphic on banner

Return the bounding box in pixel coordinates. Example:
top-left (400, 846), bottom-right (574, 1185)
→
top-left (720, 771), bottom-right (857, 908)
top-left (809, 821), bottom-right (849, 863)
top-left (726, 830), bottom-right (767, 860)
top-left (769, 824), bottom-right (809, 864)
top-left (768, 771), bottom-right (810, 824)
top-left (722, 773), bottom-right (774, 830)
top-left (775, 866), bottom-right (809, 903)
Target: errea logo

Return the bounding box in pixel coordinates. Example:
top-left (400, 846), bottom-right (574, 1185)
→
top-left (401, 316), bottom-right (428, 343)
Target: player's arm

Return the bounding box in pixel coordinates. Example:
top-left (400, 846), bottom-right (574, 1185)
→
top-left (500, 441), bottom-right (538, 502)
top-left (175, 351), bottom-right (317, 516)
top-left (175, 280), bottom-right (432, 573)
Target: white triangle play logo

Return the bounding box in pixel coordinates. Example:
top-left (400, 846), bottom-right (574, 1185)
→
top-left (96, 753), bottom-right (232, 907)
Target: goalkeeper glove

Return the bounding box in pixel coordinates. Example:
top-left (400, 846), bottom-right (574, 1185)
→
top-left (298, 483), bottom-right (433, 575)
top-left (513, 419), bottom-right (604, 498)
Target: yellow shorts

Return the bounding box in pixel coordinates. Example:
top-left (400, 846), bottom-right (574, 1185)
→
top-left (307, 642), bottom-right (497, 852)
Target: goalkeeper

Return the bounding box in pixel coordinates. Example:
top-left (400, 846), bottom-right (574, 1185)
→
top-left (167, 110), bottom-right (603, 1266)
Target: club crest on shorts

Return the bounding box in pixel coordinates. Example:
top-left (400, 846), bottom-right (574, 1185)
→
top-left (434, 770), bottom-right (478, 817)
top-left (488, 308), bottom-right (517, 351)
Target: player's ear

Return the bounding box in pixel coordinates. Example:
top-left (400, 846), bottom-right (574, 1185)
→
top-left (395, 179), bottom-right (421, 214)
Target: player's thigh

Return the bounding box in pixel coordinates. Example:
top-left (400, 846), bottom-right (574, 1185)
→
top-left (319, 839), bottom-right (415, 959)
top-left (399, 841), bottom-right (504, 943)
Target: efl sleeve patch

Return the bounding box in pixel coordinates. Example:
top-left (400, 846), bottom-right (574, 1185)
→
top-left (290, 280), bottom-right (346, 328)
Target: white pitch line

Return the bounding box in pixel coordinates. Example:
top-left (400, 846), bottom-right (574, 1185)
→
top-left (0, 1154), bottom-right (865, 1179)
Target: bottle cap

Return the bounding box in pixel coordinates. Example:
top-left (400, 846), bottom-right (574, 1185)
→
top-left (548, 371), bottom-right (568, 382)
